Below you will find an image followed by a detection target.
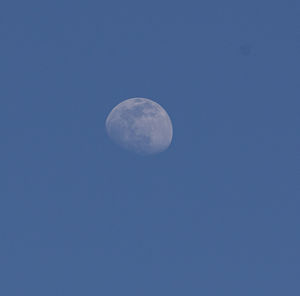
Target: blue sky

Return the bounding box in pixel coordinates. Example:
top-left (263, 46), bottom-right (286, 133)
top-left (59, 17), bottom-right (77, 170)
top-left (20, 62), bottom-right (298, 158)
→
top-left (1, 0), bottom-right (299, 295)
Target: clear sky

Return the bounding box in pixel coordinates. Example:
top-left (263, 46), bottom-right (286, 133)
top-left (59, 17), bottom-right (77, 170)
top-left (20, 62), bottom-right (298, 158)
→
top-left (1, 0), bottom-right (299, 295)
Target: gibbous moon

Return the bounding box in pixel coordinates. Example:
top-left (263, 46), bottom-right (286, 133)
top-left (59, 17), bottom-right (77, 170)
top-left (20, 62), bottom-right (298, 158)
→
top-left (106, 98), bottom-right (173, 155)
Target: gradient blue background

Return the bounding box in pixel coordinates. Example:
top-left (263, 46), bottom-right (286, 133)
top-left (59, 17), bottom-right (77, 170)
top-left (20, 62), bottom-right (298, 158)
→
top-left (1, 0), bottom-right (299, 295)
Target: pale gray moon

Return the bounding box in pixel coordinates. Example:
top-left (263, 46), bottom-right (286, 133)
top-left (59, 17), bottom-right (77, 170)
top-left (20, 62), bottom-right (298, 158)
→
top-left (105, 98), bottom-right (173, 155)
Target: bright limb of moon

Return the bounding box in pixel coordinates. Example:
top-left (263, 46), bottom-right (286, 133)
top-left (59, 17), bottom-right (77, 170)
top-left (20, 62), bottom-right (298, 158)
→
top-left (105, 98), bottom-right (173, 155)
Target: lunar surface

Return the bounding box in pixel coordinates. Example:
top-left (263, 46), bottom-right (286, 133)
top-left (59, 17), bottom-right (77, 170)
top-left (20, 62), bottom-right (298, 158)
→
top-left (106, 98), bottom-right (173, 155)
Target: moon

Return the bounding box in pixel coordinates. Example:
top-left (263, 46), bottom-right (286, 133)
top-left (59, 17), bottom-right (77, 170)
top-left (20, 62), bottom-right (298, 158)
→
top-left (105, 98), bottom-right (173, 155)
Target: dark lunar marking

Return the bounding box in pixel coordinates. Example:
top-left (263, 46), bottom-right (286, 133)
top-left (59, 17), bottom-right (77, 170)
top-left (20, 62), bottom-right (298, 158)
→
top-left (108, 121), bottom-right (152, 155)
top-left (240, 44), bottom-right (252, 56)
